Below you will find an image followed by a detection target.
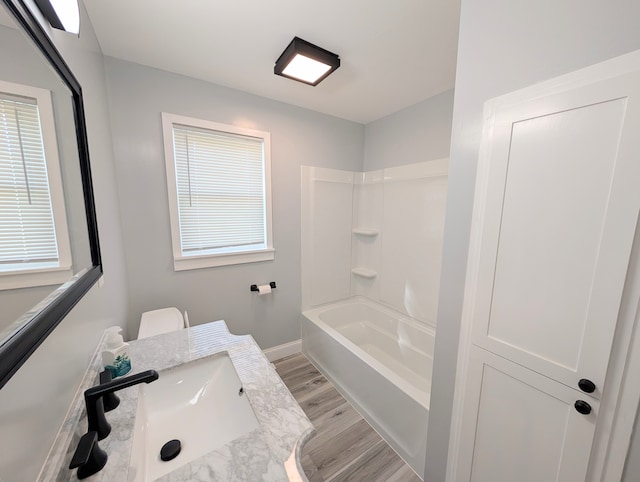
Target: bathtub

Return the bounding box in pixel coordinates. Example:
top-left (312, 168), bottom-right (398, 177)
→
top-left (301, 297), bottom-right (433, 476)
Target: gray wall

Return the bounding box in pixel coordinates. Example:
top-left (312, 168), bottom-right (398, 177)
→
top-left (624, 411), bottom-right (640, 479)
top-left (363, 90), bottom-right (454, 171)
top-left (425, 1), bottom-right (640, 481)
top-left (0, 3), bottom-right (129, 481)
top-left (103, 57), bottom-right (364, 347)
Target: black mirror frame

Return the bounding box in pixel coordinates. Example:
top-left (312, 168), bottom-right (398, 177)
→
top-left (0, 0), bottom-right (102, 389)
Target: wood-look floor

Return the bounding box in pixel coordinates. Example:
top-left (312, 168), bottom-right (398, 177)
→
top-left (274, 353), bottom-right (422, 482)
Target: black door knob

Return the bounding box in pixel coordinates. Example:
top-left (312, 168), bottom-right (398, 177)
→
top-left (578, 379), bottom-right (596, 393)
top-left (575, 400), bottom-right (592, 415)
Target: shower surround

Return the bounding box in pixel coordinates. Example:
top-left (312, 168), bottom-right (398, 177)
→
top-left (300, 159), bottom-right (448, 474)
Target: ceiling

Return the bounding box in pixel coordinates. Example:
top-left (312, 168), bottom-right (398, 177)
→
top-left (83, 0), bottom-right (460, 124)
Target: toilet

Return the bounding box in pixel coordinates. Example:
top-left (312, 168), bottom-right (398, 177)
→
top-left (137, 307), bottom-right (188, 339)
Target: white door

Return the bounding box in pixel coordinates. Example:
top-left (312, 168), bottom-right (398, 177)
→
top-left (455, 58), bottom-right (640, 481)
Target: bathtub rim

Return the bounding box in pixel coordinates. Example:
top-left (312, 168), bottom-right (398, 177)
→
top-left (302, 296), bottom-right (433, 409)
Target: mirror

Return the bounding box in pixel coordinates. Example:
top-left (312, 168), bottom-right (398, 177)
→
top-left (0, 0), bottom-right (101, 388)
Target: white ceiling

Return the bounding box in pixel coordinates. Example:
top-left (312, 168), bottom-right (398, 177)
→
top-left (83, 0), bottom-right (460, 124)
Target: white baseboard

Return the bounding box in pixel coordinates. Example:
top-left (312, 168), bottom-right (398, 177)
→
top-left (263, 339), bottom-right (302, 362)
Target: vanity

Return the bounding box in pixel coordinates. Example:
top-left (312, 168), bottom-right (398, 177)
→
top-left (38, 322), bottom-right (314, 482)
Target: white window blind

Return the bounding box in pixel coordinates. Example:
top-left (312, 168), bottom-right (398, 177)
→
top-left (173, 125), bottom-right (267, 254)
top-left (0, 94), bottom-right (59, 271)
top-left (163, 113), bottom-right (273, 270)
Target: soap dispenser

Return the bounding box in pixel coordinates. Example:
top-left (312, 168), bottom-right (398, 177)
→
top-left (102, 327), bottom-right (131, 378)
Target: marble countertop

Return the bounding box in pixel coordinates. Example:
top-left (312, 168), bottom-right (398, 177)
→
top-left (38, 321), bottom-right (314, 482)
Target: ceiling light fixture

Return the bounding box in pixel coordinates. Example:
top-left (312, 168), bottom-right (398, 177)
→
top-left (34, 0), bottom-right (80, 35)
top-left (274, 37), bottom-right (340, 86)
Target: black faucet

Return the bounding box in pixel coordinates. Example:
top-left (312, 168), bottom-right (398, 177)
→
top-left (85, 369), bottom-right (159, 440)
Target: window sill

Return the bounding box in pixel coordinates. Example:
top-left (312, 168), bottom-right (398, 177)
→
top-left (0, 266), bottom-right (74, 290)
top-left (173, 248), bottom-right (275, 271)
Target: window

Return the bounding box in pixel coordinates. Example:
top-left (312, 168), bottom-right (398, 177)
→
top-left (0, 80), bottom-right (72, 289)
top-left (162, 113), bottom-right (273, 270)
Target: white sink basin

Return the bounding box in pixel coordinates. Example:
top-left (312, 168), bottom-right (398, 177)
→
top-left (129, 353), bottom-right (260, 481)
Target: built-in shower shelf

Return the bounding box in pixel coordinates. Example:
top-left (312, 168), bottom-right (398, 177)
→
top-left (351, 268), bottom-right (377, 279)
top-left (352, 228), bottom-right (379, 236)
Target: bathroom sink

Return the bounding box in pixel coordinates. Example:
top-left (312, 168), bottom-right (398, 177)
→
top-left (129, 353), bottom-right (260, 481)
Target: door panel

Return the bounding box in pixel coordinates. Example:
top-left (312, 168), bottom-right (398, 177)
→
top-left (457, 347), bottom-right (599, 482)
top-left (471, 73), bottom-right (640, 394)
top-left (488, 99), bottom-right (625, 371)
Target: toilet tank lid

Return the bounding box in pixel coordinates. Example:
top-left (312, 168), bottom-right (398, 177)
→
top-left (138, 307), bottom-right (185, 339)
